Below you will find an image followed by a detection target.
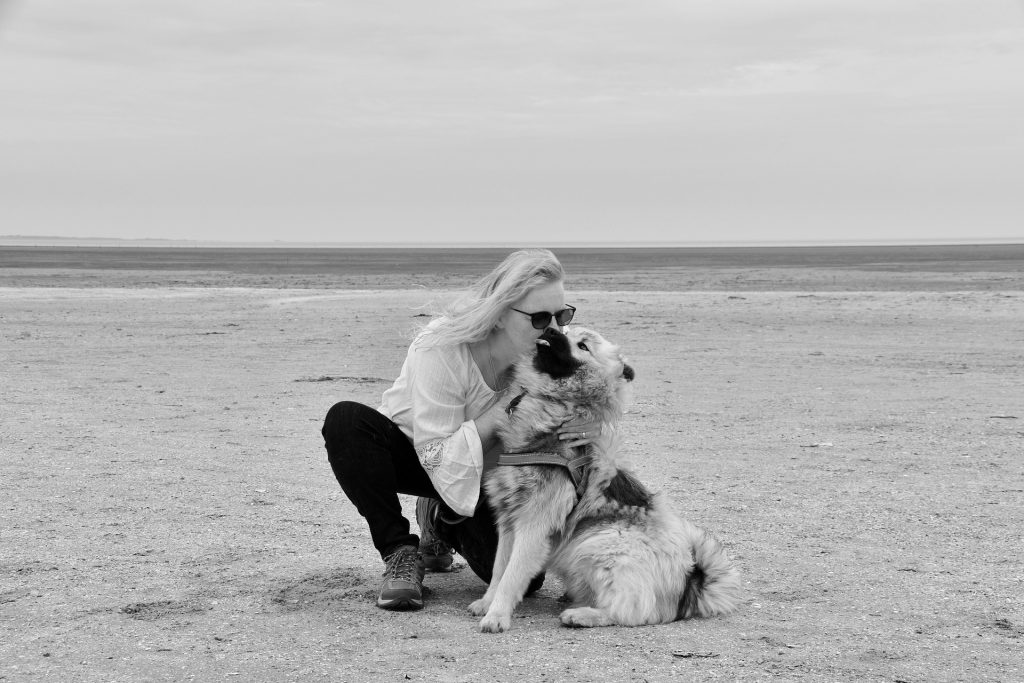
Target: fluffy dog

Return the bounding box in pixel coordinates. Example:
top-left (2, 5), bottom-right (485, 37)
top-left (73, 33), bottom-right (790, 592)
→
top-left (470, 326), bottom-right (741, 632)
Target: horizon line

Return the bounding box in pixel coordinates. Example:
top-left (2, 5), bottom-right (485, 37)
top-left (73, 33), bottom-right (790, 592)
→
top-left (2, 236), bottom-right (1023, 249)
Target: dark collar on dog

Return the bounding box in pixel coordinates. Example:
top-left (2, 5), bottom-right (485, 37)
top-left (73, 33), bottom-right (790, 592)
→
top-left (495, 452), bottom-right (589, 499)
top-left (505, 389), bottom-right (528, 418)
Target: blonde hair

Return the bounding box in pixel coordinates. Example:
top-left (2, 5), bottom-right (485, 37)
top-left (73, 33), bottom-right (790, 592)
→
top-left (416, 249), bottom-right (565, 348)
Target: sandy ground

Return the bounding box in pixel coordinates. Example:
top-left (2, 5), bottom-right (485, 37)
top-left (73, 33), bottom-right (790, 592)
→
top-left (1, 284), bottom-right (1022, 682)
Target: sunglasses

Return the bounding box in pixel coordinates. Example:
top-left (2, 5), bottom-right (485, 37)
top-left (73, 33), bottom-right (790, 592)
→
top-left (510, 304), bottom-right (576, 330)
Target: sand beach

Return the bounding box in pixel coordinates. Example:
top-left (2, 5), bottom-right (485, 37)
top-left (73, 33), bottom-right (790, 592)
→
top-left (1, 246), bottom-right (1022, 681)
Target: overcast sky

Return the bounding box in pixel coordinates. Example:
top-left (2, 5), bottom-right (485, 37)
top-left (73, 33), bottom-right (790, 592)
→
top-left (2, 0), bottom-right (1023, 245)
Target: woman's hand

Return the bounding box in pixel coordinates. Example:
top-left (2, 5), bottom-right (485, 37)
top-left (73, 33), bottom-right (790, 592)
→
top-left (557, 413), bottom-right (603, 448)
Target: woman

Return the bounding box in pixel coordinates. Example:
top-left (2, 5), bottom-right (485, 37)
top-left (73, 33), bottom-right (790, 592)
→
top-left (321, 249), bottom-right (603, 611)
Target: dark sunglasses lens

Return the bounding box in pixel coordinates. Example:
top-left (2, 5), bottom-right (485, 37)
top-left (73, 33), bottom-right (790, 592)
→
top-left (530, 313), bottom-right (552, 329)
top-left (525, 307), bottom-right (574, 329)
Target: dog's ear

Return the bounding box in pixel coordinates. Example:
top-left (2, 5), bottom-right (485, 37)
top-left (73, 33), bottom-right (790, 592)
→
top-left (533, 327), bottom-right (580, 379)
top-left (622, 362), bottom-right (635, 381)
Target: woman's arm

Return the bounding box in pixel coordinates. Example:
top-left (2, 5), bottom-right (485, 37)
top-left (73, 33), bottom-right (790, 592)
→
top-left (407, 344), bottom-right (501, 515)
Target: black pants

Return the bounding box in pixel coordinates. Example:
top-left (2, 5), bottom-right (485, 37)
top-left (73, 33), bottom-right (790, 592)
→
top-left (321, 400), bottom-right (499, 583)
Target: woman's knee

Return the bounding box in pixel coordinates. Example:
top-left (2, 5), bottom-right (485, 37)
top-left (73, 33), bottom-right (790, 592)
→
top-left (321, 400), bottom-right (399, 468)
top-left (322, 400), bottom-right (369, 440)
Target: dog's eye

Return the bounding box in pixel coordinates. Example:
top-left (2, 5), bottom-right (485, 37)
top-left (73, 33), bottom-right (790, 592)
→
top-left (577, 341), bottom-right (589, 352)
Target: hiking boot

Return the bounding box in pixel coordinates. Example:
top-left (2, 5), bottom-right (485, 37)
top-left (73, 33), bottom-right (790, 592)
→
top-left (377, 545), bottom-right (424, 611)
top-left (416, 497), bottom-right (455, 573)
top-left (420, 539), bottom-right (454, 573)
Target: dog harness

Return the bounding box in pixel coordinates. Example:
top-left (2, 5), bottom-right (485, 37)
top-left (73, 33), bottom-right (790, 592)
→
top-left (495, 452), bottom-right (589, 500)
top-left (499, 388), bottom-right (590, 499)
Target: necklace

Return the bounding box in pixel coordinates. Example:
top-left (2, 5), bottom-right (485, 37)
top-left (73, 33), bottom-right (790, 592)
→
top-left (483, 343), bottom-right (506, 393)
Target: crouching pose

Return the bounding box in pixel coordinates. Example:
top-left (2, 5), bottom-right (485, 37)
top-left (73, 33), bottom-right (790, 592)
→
top-left (322, 249), bottom-right (601, 610)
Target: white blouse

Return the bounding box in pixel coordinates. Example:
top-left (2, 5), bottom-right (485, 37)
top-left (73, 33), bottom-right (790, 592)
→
top-left (378, 330), bottom-right (505, 517)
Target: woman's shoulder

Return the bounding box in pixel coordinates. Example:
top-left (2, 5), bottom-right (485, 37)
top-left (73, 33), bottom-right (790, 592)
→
top-left (409, 327), bottom-right (473, 371)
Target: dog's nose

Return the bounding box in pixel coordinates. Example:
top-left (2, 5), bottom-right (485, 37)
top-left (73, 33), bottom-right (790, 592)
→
top-left (622, 363), bottom-right (635, 381)
top-left (537, 327), bottom-right (565, 347)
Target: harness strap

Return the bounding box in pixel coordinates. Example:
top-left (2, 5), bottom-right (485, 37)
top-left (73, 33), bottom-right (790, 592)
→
top-left (495, 452), bottom-right (589, 499)
top-left (500, 389), bottom-right (588, 499)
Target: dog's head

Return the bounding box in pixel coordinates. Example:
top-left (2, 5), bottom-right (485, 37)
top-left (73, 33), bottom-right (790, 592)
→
top-left (507, 325), bottom-right (634, 436)
top-left (532, 326), bottom-right (634, 386)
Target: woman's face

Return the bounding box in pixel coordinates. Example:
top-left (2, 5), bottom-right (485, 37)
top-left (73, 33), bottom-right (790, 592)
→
top-left (500, 280), bottom-right (568, 354)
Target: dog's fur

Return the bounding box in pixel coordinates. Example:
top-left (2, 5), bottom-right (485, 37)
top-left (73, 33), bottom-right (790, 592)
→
top-left (470, 326), bottom-right (742, 632)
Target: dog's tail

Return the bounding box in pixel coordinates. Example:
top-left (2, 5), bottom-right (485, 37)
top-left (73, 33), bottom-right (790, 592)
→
top-left (677, 526), bottom-right (742, 620)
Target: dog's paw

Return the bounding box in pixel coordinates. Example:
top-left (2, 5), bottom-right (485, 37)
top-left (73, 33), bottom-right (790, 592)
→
top-left (479, 612), bottom-right (512, 633)
top-left (559, 607), bottom-right (614, 628)
top-left (468, 598), bottom-right (491, 617)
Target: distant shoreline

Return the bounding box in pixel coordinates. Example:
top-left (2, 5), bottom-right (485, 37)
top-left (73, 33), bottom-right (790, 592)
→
top-left (3, 243), bottom-right (1023, 291)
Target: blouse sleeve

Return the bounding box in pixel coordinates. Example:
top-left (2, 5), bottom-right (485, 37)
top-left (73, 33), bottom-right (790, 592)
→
top-left (407, 344), bottom-right (485, 517)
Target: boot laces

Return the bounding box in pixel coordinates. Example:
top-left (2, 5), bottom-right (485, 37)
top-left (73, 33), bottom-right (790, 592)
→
top-left (383, 548), bottom-right (420, 581)
top-left (421, 539), bottom-right (451, 557)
